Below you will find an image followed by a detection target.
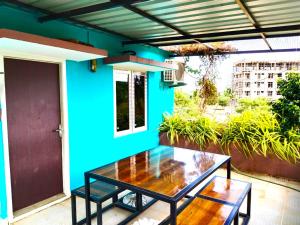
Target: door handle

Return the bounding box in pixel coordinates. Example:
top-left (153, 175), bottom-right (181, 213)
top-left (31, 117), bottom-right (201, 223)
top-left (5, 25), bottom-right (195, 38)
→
top-left (53, 124), bottom-right (63, 138)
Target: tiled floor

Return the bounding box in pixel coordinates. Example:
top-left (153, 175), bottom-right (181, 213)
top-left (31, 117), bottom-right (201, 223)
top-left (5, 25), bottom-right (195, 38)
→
top-left (13, 169), bottom-right (300, 225)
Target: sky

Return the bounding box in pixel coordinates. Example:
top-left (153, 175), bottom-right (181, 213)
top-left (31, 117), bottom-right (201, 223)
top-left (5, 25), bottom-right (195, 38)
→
top-left (180, 51), bottom-right (300, 94)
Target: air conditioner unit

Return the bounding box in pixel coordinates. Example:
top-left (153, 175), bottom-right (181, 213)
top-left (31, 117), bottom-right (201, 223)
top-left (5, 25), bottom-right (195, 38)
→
top-left (163, 61), bottom-right (185, 85)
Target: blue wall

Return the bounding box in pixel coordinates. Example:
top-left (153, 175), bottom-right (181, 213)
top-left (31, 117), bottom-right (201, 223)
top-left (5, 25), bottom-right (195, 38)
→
top-left (66, 61), bottom-right (173, 189)
top-left (0, 121), bottom-right (7, 219)
top-left (0, 4), bottom-right (174, 218)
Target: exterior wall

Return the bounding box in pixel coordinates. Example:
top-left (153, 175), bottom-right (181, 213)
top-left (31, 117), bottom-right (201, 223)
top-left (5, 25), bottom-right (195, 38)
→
top-left (0, 5), bottom-right (174, 219)
top-left (232, 61), bottom-right (300, 99)
top-left (66, 61), bottom-right (173, 189)
top-left (0, 121), bottom-right (7, 220)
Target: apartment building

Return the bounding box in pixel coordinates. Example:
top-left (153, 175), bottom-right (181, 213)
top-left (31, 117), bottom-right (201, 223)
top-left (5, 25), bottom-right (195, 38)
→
top-left (232, 60), bottom-right (300, 99)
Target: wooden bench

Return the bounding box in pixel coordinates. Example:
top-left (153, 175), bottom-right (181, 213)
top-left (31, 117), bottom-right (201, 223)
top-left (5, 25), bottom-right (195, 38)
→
top-left (197, 176), bottom-right (251, 225)
top-left (176, 197), bottom-right (239, 225)
top-left (71, 181), bottom-right (122, 225)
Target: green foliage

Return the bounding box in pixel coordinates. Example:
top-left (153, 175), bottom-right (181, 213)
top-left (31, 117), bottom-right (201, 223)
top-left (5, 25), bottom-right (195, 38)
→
top-left (164, 78), bottom-right (300, 163)
top-left (236, 97), bottom-right (270, 113)
top-left (223, 88), bottom-right (235, 99)
top-left (221, 110), bottom-right (300, 163)
top-left (218, 96), bottom-right (230, 107)
top-left (198, 78), bottom-right (218, 107)
top-left (159, 113), bottom-right (219, 148)
top-left (174, 90), bottom-right (192, 107)
top-left (160, 109), bottom-right (300, 163)
top-left (174, 90), bottom-right (200, 117)
top-left (272, 72), bottom-right (300, 132)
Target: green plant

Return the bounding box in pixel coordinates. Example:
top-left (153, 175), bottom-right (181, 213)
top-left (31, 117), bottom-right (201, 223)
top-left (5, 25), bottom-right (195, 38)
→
top-left (159, 114), bottom-right (219, 148)
top-left (200, 79), bottom-right (218, 106)
top-left (221, 110), bottom-right (300, 163)
top-left (159, 114), bottom-right (186, 145)
top-left (174, 90), bottom-right (192, 108)
top-left (236, 97), bottom-right (270, 113)
top-left (174, 90), bottom-right (200, 118)
top-left (223, 88), bottom-right (235, 99)
top-left (272, 72), bottom-right (300, 133)
top-left (184, 53), bottom-right (227, 110)
top-left (218, 95), bottom-right (230, 107)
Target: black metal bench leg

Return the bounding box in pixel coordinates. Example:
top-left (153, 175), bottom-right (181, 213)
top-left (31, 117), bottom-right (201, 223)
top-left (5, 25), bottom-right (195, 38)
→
top-left (97, 203), bottom-right (103, 225)
top-left (71, 194), bottom-right (77, 225)
top-left (112, 194), bottom-right (118, 203)
top-left (234, 212), bottom-right (239, 225)
top-left (247, 188), bottom-right (251, 217)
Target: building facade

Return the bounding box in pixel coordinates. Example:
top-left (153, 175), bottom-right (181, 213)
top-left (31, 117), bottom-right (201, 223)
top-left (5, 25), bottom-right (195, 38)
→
top-left (0, 4), bottom-right (175, 224)
top-left (232, 60), bottom-right (300, 99)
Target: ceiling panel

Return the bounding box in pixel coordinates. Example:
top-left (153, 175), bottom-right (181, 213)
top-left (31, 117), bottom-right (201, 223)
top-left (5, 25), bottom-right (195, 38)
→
top-left (12, 0), bottom-right (300, 49)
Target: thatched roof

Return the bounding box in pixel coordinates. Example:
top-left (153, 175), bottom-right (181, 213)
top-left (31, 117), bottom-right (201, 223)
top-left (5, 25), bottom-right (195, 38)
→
top-left (162, 42), bottom-right (237, 56)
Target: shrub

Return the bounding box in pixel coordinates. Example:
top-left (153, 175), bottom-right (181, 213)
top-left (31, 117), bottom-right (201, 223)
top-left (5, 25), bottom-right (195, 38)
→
top-left (221, 110), bottom-right (300, 163)
top-left (160, 110), bottom-right (300, 163)
top-left (236, 97), bottom-right (270, 113)
top-left (272, 72), bottom-right (300, 133)
top-left (159, 114), bottom-right (219, 148)
top-left (218, 96), bottom-right (230, 107)
top-left (174, 90), bottom-right (200, 117)
top-left (175, 90), bottom-right (192, 108)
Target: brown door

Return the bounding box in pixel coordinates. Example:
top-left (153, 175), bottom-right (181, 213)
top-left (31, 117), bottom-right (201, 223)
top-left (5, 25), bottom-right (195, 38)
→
top-left (4, 58), bottom-right (63, 211)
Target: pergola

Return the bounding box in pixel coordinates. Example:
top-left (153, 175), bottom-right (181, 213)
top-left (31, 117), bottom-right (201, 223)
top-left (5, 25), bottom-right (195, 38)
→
top-left (4, 0), bottom-right (300, 55)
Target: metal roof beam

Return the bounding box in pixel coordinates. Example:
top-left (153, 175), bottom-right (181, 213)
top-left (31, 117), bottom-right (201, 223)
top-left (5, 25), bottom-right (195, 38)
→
top-left (170, 48), bottom-right (300, 57)
top-left (235, 0), bottom-right (272, 50)
top-left (155, 33), bottom-right (300, 47)
top-left (123, 4), bottom-right (215, 49)
top-left (39, 0), bottom-right (149, 23)
top-left (122, 24), bottom-right (300, 45)
top-left (3, 0), bottom-right (135, 40)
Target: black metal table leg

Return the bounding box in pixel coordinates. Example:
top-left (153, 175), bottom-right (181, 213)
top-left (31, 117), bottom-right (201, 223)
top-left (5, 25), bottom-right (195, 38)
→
top-left (227, 159), bottom-right (231, 179)
top-left (136, 193), bottom-right (143, 211)
top-left (85, 173), bottom-right (91, 225)
top-left (170, 202), bottom-right (177, 225)
top-left (71, 194), bottom-right (77, 225)
top-left (234, 212), bottom-right (239, 225)
top-left (247, 188), bottom-right (251, 217)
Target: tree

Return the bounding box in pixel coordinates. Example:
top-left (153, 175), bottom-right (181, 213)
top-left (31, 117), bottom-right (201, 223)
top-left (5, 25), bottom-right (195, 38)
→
top-left (223, 88), bottom-right (235, 99)
top-left (184, 54), bottom-right (226, 111)
top-left (272, 72), bottom-right (300, 132)
top-left (218, 96), bottom-right (230, 107)
top-left (199, 79), bottom-right (218, 105)
top-left (162, 43), bottom-right (234, 111)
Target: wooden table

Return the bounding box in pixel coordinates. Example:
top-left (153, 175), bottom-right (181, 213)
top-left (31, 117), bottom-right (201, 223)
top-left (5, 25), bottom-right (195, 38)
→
top-left (85, 146), bottom-right (231, 225)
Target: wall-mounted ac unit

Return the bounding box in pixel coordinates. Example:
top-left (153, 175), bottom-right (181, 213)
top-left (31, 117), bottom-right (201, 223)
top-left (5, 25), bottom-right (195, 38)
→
top-left (163, 61), bottom-right (186, 87)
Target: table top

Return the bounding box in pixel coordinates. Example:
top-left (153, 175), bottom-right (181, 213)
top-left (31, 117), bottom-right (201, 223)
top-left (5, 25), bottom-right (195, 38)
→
top-left (88, 146), bottom-right (230, 200)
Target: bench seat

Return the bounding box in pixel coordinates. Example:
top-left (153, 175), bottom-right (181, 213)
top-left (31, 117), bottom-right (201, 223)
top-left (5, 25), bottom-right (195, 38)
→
top-left (72, 180), bottom-right (120, 202)
top-left (71, 181), bottom-right (121, 225)
top-left (177, 197), bottom-right (239, 225)
top-left (197, 176), bottom-right (251, 225)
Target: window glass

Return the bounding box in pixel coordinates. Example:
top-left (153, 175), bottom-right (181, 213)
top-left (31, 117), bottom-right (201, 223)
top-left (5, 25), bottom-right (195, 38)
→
top-left (115, 71), bottom-right (129, 132)
top-left (134, 73), bottom-right (145, 128)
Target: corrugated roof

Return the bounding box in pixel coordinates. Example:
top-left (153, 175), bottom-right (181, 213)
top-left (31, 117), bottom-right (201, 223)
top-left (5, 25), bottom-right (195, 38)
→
top-left (9, 0), bottom-right (300, 52)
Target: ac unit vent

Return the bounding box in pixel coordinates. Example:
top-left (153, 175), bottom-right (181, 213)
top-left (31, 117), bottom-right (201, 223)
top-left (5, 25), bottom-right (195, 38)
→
top-left (163, 69), bottom-right (175, 82)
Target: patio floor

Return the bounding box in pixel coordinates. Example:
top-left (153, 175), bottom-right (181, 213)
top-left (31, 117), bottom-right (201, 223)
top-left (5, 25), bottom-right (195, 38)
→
top-left (13, 169), bottom-right (300, 225)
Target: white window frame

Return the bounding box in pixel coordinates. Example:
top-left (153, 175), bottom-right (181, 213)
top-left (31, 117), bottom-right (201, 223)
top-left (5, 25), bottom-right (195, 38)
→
top-left (113, 69), bottom-right (147, 137)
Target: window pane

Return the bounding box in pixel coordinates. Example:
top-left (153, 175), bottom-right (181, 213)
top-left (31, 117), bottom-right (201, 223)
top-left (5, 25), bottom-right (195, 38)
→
top-left (134, 74), bottom-right (145, 128)
top-left (116, 71), bottom-right (129, 131)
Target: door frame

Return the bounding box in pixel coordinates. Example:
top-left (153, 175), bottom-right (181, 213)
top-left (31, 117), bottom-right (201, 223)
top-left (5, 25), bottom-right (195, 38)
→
top-left (0, 53), bottom-right (71, 223)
